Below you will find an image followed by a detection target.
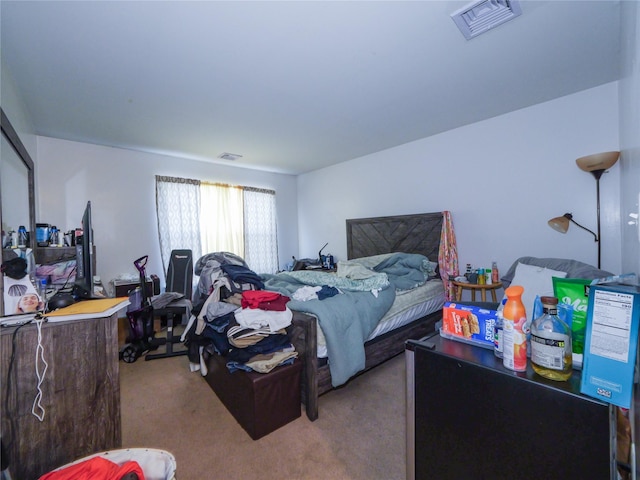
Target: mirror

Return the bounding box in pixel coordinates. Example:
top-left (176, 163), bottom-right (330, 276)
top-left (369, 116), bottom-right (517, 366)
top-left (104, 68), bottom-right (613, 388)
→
top-left (1, 107), bottom-right (36, 316)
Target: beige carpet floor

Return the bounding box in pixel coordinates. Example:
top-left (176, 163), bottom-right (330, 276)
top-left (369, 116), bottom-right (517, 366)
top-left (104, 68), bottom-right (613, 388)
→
top-left (121, 353), bottom-right (407, 480)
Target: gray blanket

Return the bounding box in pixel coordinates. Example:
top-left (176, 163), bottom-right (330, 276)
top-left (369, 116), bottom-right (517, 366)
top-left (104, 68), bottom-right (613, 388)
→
top-left (373, 253), bottom-right (434, 291)
top-left (262, 253), bottom-right (435, 386)
top-left (261, 272), bottom-right (395, 386)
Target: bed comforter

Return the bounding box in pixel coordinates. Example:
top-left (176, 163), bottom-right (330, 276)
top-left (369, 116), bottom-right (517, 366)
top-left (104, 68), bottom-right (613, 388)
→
top-left (262, 253), bottom-right (435, 386)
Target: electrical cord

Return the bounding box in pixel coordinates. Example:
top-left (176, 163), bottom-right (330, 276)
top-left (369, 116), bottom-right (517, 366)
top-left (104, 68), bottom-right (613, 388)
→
top-left (54, 264), bottom-right (77, 295)
top-left (3, 320), bottom-right (32, 453)
top-left (31, 315), bottom-right (48, 422)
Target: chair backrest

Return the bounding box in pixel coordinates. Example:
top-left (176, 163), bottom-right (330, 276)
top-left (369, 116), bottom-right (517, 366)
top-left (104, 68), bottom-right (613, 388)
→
top-left (166, 249), bottom-right (193, 299)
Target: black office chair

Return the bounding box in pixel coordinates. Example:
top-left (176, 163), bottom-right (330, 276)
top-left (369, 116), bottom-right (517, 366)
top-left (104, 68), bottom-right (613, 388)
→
top-left (165, 249), bottom-right (193, 300)
top-left (145, 249), bottom-right (193, 361)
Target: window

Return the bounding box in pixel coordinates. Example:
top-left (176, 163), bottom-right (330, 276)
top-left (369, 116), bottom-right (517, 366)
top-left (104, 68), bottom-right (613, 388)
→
top-left (155, 176), bottom-right (279, 275)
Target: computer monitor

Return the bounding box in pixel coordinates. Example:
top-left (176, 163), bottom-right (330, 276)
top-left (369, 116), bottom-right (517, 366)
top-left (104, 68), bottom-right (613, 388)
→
top-left (73, 201), bottom-right (95, 299)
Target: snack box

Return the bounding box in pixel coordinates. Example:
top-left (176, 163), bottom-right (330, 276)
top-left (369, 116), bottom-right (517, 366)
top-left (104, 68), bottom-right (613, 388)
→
top-left (580, 283), bottom-right (640, 409)
top-left (440, 302), bottom-right (497, 350)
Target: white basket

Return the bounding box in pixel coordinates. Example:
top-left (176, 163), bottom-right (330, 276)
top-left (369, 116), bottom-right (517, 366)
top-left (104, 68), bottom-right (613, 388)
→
top-left (52, 448), bottom-right (176, 480)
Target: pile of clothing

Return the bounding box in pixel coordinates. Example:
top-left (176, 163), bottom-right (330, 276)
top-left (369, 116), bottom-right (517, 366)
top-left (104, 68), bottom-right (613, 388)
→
top-left (184, 253), bottom-right (297, 375)
top-left (34, 259), bottom-right (77, 286)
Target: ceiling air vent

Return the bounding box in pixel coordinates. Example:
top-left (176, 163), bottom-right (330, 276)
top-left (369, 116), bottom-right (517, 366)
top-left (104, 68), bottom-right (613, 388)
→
top-left (451, 0), bottom-right (522, 40)
top-left (218, 152), bottom-right (243, 161)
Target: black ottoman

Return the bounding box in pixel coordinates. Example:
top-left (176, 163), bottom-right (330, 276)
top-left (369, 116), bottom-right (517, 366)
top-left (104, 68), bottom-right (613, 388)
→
top-left (204, 353), bottom-right (302, 440)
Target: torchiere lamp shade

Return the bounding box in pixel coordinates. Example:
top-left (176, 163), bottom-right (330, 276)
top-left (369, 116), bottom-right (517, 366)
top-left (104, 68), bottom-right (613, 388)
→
top-left (576, 151), bottom-right (620, 175)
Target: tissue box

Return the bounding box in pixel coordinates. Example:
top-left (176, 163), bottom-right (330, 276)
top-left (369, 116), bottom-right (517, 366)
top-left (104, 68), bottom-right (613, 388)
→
top-left (441, 302), bottom-right (497, 349)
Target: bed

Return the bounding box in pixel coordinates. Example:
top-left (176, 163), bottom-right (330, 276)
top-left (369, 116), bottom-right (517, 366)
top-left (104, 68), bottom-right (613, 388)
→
top-left (281, 212), bottom-right (448, 421)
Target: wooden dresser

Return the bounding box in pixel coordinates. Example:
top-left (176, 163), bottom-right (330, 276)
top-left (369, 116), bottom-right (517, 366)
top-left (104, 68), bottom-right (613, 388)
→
top-left (0, 312), bottom-right (121, 479)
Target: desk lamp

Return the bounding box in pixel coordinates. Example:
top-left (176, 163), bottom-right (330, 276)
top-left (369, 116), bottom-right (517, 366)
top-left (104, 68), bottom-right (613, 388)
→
top-left (547, 151), bottom-right (619, 269)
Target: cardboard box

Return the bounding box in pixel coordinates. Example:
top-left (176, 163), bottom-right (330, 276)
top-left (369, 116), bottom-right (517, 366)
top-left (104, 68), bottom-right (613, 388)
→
top-left (580, 283), bottom-right (640, 408)
top-left (112, 275), bottom-right (160, 298)
top-left (441, 302), bottom-right (497, 349)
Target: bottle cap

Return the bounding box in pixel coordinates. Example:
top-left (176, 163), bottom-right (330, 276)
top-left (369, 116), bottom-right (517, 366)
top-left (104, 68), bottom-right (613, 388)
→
top-left (505, 285), bottom-right (524, 296)
top-left (540, 296), bottom-right (558, 305)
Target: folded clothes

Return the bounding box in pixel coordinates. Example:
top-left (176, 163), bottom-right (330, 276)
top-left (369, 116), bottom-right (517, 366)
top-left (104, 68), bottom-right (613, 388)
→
top-left (227, 324), bottom-right (287, 348)
top-left (226, 335), bottom-right (293, 363)
top-left (245, 350), bottom-right (298, 373)
top-left (235, 306), bottom-right (293, 332)
top-left (257, 295), bottom-right (290, 311)
top-left (241, 290), bottom-right (283, 309)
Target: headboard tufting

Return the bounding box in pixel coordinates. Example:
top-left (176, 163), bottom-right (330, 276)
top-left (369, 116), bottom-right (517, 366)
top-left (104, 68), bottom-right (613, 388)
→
top-left (346, 212), bottom-right (443, 261)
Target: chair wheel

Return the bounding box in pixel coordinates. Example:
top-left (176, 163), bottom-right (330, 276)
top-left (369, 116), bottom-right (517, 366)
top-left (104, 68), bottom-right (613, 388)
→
top-left (120, 345), bottom-right (138, 363)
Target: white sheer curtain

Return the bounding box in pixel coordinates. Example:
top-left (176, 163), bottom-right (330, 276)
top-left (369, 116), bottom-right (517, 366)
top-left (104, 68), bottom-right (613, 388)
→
top-left (155, 177), bottom-right (279, 276)
top-left (200, 182), bottom-right (244, 258)
top-left (155, 176), bottom-right (202, 274)
top-left (243, 187), bottom-right (278, 274)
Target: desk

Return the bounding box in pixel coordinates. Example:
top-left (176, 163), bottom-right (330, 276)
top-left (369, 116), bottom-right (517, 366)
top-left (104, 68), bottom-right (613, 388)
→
top-left (452, 280), bottom-right (503, 302)
top-left (0, 312), bottom-right (121, 479)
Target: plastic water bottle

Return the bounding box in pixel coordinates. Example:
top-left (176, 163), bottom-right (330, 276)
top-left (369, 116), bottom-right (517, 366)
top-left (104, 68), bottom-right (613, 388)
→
top-left (494, 298), bottom-right (506, 358)
top-left (50, 226), bottom-right (60, 246)
top-left (18, 225), bottom-right (27, 247)
top-left (38, 278), bottom-right (48, 302)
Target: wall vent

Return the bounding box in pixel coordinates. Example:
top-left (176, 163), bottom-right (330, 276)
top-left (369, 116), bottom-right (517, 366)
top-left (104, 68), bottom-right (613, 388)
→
top-left (218, 152), bottom-right (243, 161)
top-left (451, 0), bottom-right (522, 40)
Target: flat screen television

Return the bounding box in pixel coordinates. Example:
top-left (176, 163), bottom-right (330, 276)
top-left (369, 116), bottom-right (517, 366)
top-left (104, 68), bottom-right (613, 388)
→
top-left (73, 200), bottom-right (95, 299)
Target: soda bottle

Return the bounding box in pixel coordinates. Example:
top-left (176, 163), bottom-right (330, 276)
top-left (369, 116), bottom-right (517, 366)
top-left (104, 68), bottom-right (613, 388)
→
top-left (491, 261), bottom-right (499, 284)
top-left (502, 285), bottom-right (527, 372)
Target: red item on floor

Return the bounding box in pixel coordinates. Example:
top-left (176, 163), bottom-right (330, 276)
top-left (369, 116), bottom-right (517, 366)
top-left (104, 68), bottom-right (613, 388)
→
top-left (39, 455), bottom-right (145, 480)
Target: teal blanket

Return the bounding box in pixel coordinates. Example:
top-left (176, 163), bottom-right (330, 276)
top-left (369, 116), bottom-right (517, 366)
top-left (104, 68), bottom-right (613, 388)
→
top-left (261, 272), bottom-right (395, 387)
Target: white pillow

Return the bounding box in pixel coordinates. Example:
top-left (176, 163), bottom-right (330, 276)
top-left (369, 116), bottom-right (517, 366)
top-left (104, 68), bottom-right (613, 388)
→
top-left (504, 262), bottom-right (567, 321)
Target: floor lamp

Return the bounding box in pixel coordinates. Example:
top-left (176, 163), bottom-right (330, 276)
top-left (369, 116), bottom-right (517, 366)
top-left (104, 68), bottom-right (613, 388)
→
top-left (548, 151), bottom-right (619, 269)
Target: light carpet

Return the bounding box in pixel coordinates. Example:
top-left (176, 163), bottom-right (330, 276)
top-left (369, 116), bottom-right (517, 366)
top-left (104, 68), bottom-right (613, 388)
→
top-left (120, 353), bottom-right (407, 480)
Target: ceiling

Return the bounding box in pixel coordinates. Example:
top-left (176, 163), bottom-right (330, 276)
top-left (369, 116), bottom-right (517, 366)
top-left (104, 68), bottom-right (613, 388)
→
top-left (1, 1), bottom-right (621, 175)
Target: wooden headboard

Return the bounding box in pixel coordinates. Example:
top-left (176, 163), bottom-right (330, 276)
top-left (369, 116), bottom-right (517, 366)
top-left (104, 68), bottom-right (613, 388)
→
top-left (346, 212), bottom-right (443, 260)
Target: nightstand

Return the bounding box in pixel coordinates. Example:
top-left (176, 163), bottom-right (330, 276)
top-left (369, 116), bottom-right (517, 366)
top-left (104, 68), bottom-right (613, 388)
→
top-left (452, 280), bottom-right (503, 302)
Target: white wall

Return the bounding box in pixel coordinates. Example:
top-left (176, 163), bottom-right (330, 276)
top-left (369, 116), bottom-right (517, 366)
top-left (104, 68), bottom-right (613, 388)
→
top-left (619, 0), bottom-right (640, 276)
top-left (1, 57), bottom-right (37, 160)
top-left (297, 82), bottom-right (621, 277)
top-left (35, 138), bottom-right (299, 293)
